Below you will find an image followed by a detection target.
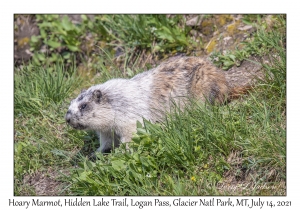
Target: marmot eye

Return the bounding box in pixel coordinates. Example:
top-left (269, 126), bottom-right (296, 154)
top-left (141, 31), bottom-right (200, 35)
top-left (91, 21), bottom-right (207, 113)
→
top-left (80, 104), bottom-right (87, 110)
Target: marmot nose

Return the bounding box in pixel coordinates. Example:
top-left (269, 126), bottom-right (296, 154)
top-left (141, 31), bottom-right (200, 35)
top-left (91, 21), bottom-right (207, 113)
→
top-left (66, 118), bottom-right (70, 124)
top-left (65, 110), bottom-right (71, 124)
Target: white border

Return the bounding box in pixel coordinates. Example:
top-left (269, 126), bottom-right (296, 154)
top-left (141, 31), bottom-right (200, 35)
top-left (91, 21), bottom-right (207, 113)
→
top-left (2, 0), bottom-right (299, 209)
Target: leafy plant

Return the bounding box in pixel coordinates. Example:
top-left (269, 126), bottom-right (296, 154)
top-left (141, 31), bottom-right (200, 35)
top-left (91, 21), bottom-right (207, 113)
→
top-left (91, 15), bottom-right (194, 53)
top-left (28, 15), bottom-right (194, 67)
top-left (30, 15), bottom-right (93, 65)
top-left (67, 110), bottom-right (228, 195)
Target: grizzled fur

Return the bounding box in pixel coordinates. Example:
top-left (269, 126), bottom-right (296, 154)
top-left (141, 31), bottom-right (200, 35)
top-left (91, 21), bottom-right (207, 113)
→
top-left (65, 56), bottom-right (237, 153)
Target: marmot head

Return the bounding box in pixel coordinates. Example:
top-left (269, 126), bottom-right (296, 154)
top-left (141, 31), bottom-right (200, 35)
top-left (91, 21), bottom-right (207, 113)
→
top-left (65, 87), bottom-right (114, 131)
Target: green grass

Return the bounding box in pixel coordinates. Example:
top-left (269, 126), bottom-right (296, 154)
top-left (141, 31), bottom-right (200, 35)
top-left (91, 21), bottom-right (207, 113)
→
top-left (14, 59), bottom-right (84, 195)
top-left (210, 15), bottom-right (286, 70)
top-left (14, 59), bottom-right (82, 116)
top-left (65, 83), bottom-right (285, 195)
top-left (28, 14), bottom-right (194, 68)
top-left (14, 14), bottom-right (286, 196)
top-left (92, 15), bottom-right (194, 53)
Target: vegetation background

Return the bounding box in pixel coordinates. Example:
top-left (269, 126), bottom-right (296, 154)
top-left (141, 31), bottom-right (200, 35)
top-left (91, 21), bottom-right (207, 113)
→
top-left (14, 14), bottom-right (286, 195)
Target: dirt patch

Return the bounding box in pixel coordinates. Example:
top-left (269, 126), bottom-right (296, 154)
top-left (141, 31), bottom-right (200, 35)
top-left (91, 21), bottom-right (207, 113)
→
top-left (22, 169), bottom-right (68, 196)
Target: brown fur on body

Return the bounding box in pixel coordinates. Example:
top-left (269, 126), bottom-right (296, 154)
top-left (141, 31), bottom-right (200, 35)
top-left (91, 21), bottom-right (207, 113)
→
top-left (150, 56), bottom-right (230, 106)
top-left (65, 56), bottom-right (259, 153)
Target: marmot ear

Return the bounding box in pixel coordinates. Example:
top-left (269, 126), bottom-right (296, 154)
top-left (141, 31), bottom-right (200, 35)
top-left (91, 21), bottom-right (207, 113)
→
top-left (81, 89), bottom-right (87, 93)
top-left (93, 90), bottom-right (102, 103)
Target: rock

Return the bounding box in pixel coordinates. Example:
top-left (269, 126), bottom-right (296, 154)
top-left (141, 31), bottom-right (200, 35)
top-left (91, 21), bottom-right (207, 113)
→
top-left (186, 15), bottom-right (204, 26)
top-left (14, 15), bottom-right (39, 64)
top-left (238, 25), bottom-right (253, 31)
